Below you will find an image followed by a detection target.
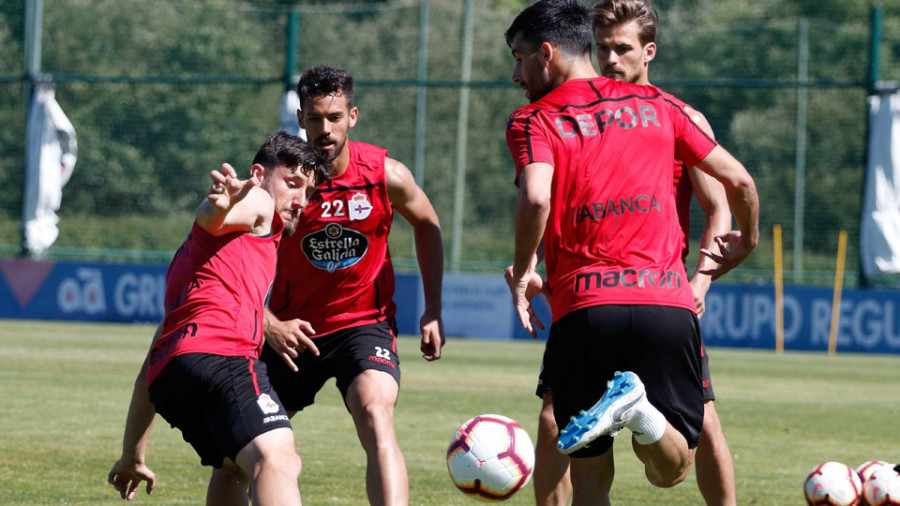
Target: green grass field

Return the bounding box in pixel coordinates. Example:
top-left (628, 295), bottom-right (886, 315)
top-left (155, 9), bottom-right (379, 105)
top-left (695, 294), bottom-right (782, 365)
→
top-left (0, 319), bottom-right (898, 505)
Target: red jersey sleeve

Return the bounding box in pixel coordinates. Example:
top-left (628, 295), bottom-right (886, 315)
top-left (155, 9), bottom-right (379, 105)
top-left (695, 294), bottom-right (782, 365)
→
top-left (506, 108), bottom-right (555, 186)
top-left (666, 97), bottom-right (717, 168)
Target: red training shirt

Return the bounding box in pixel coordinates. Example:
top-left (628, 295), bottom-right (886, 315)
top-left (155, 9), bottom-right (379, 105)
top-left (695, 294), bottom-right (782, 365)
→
top-left (268, 141), bottom-right (397, 336)
top-left (506, 77), bottom-right (717, 322)
top-left (147, 214), bottom-right (284, 385)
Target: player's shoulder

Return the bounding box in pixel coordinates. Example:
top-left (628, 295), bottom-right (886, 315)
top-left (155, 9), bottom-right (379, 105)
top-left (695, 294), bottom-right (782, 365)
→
top-left (349, 140), bottom-right (388, 160)
top-left (347, 141), bottom-right (389, 174)
top-left (506, 103), bottom-right (542, 134)
top-left (658, 92), bottom-right (713, 136)
top-left (659, 91), bottom-right (705, 118)
top-left (588, 77), bottom-right (663, 103)
top-left (659, 90), bottom-right (686, 106)
top-left (508, 102), bottom-right (542, 120)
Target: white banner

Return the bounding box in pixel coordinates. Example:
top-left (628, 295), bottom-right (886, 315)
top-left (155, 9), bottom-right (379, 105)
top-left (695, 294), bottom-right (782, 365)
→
top-left (861, 90), bottom-right (900, 282)
top-left (23, 86), bottom-right (77, 256)
top-left (278, 89), bottom-right (306, 140)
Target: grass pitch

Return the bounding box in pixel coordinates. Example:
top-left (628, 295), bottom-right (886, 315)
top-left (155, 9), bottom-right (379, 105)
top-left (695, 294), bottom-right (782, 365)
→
top-left (0, 319), bottom-right (898, 505)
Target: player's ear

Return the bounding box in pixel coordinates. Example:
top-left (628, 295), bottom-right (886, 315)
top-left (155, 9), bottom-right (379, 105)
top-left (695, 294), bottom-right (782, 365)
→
top-left (644, 42), bottom-right (657, 64)
top-left (250, 163), bottom-right (267, 183)
top-left (540, 41), bottom-right (554, 66)
top-left (348, 106), bottom-right (359, 128)
top-left (297, 109), bottom-right (305, 129)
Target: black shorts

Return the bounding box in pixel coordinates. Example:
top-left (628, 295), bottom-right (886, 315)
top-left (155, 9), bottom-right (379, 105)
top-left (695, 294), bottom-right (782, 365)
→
top-left (700, 342), bottom-right (715, 402)
top-left (261, 319), bottom-right (401, 412)
top-left (535, 345), bottom-right (552, 398)
top-left (547, 305), bottom-right (704, 458)
top-left (148, 353), bottom-right (292, 468)
top-left (537, 327), bottom-right (715, 402)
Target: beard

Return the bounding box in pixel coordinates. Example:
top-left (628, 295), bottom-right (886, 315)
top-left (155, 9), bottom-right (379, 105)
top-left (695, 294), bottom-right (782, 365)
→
top-left (316, 136), bottom-right (346, 165)
top-left (281, 211), bottom-right (300, 237)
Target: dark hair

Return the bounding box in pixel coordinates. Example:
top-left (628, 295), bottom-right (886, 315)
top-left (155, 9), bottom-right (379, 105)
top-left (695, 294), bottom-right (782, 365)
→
top-left (505, 0), bottom-right (593, 57)
top-left (253, 131), bottom-right (329, 186)
top-left (297, 65), bottom-right (355, 110)
top-left (593, 0), bottom-right (658, 46)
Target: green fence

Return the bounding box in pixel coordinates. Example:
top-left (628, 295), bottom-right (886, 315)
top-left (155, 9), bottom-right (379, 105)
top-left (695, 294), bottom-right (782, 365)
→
top-left (2, 0), bottom-right (899, 286)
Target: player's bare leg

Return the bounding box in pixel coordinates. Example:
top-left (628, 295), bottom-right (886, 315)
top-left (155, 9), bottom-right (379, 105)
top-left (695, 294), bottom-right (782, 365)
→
top-left (630, 425), bottom-right (696, 487)
top-left (568, 449), bottom-right (614, 506)
top-left (560, 372), bottom-right (695, 488)
top-left (234, 427), bottom-right (302, 505)
top-left (346, 369), bottom-right (408, 506)
top-left (534, 392), bottom-right (571, 506)
top-left (695, 401), bottom-right (736, 505)
top-left (207, 460), bottom-right (250, 506)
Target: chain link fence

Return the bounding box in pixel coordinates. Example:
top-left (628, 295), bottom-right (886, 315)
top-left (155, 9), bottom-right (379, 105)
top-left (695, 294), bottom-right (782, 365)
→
top-left (2, 0), bottom-right (899, 286)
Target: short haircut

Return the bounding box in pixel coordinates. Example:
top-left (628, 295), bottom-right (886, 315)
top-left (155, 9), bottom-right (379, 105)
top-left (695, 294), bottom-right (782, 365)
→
top-left (505, 0), bottom-right (593, 57)
top-left (297, 66), bottom-right (355, 110)
top-left (593, 0), bottom-right (659, 46)
top-left (253, 131), bottom-right (329, 186)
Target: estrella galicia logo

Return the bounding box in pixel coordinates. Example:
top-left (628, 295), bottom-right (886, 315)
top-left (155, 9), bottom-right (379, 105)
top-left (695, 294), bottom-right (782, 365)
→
top-left (301, 223), bottom-right (369, 272)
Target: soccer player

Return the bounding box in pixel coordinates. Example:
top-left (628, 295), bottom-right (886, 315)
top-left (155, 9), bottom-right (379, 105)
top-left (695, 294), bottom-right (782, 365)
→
top-left (107, 132), bottom-right (327, 505)
top-left (530, 1), bottom-right (737, 505)
top-left (503, 1), bottom-right (759, 503)
top-left (257, 65), bottom-right (445, 505)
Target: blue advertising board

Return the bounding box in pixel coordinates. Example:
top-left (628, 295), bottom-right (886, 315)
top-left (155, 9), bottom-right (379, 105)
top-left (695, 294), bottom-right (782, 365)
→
top-left (2, 258), bottom-right (898, 354)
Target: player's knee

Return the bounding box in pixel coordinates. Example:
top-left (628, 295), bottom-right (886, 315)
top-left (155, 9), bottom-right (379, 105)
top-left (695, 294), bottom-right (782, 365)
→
top-left (646, 462), bottom-right (691, 488)
top-left (259, 448), bottom-right (302, 479)
top-left (284, 451), bottom-right (303, 477)
top-left (537, 395), bottom-right (558, 438)
top-left (248, 431), bottom-right (303, 478)
top-left (355, 401), bottom-right (396, 432)
top-left (702, 403), bottom-right (722, 433)
top-left (213, 462), bottom-right (251, 488)
top-left (538, 410), bottom-right (558, 438)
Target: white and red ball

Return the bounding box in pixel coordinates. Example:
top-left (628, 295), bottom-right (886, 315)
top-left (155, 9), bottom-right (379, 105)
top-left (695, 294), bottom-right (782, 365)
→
top-left (858, 461), bottom-right (894, 486)
top-left (447, 414), bottom-right (535, 502)
top-left (804, 461), bottom-right (863, 506)
top-left (862, 465), bottom-right (900, 506)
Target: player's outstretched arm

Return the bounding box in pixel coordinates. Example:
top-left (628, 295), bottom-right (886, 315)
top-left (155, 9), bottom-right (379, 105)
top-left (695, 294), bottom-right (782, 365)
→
top-left (196, 163), bottom-right (273, 237)
top-left (108, 324), bottom-right (162, 500)
top-left (693, 146), bottom-right (759, 280)
top-left (386, 157), bottom-right (445, 360)
top-left (262, 309), bottom-right (319, 372)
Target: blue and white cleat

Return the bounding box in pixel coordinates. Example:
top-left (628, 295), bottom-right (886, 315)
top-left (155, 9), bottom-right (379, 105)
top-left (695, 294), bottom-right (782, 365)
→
top-left (557, 371), bottom-right (646, 454)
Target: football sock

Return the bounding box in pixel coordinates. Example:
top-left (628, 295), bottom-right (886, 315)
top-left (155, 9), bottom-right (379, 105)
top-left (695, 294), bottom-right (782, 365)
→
top-left (627, 398), bottom-right (667, 445)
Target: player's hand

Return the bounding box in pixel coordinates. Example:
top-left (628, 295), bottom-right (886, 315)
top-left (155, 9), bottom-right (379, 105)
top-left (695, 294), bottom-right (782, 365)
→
top-left (108, 458), bottom-right (155, 500)
top-left (207, 163), bottom-right (260, 211)
top-left (699, 231), bottom-right (754, 281)
top-left (419, 310), bottom-right (445, 361)
top-left (689, 275), bottom-right (711, 318)
top-left (264, 316), bottom-right (319, 372)
top-left (505, 264), bottom-right (551, 338)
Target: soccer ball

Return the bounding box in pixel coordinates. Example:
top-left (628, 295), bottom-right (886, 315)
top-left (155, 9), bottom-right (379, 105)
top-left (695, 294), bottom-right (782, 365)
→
top-left (804, 461), bottom-right (863, 505)
top-left (446, 414), bottom-right (535, 501)
top-left (863, 465), bottom-right (900, 506)
top-left (857, 461), bottom-right (894, 485)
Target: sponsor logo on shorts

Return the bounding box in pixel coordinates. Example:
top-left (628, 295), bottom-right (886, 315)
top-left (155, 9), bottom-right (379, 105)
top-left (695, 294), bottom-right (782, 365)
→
top-left (256, 393), bottom-right (281, 415)
top-left (263, 414), bottom-right (289, 424)
top-left (367, 355), bottom-right (397, 369)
